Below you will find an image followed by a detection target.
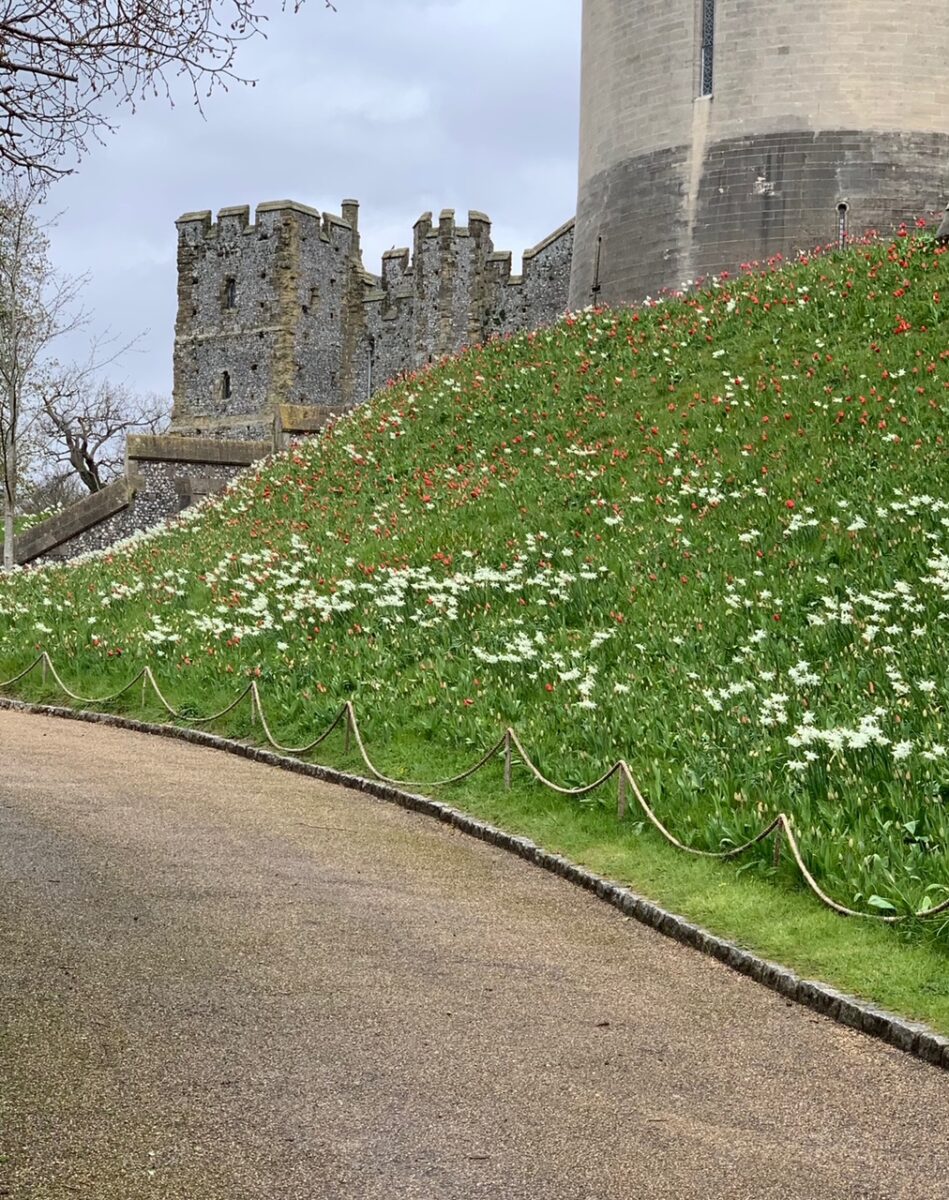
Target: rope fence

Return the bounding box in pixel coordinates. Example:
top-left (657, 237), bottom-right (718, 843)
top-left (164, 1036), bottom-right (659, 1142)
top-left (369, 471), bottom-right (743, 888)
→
top-left (3, 651), bottom-right (946, 926)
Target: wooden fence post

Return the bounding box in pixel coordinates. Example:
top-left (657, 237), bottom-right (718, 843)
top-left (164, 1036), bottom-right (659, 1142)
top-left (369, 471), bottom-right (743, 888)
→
top-left (617, 768), bottom-right (628, 820)
top-left (504, 730), bottom-right (512, 790)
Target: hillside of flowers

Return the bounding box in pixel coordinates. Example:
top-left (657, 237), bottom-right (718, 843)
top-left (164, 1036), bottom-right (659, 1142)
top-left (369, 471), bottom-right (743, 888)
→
top-left (1, 233), bottom-right (947, 922)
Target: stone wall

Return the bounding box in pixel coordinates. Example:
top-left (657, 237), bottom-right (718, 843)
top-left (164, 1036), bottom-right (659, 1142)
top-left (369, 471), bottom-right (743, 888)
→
top-left (12, 190), bottom-right (578, 569)
top-left (172, 200), bottom-right (574, 434)
top-left (7, 478), bottom-right (139, 565)
top-left (570, 0), bottom-right (949, 307)
top-left (10, 437), bottom-right (267, 565)
top-left (486, 217), bottom-right (576, 338)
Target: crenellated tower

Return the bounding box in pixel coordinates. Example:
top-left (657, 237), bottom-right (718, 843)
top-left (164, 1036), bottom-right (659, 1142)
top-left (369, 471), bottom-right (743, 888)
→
top-left (173, 200), bottom-right (368, 440)
top-left (171, 201), bottom-right (574, 440)
top-left (569, 0), bottom-right (949, 308)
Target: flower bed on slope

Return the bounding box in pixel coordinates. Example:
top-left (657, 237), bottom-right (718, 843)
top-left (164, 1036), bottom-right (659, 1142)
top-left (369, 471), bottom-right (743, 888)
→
top-left (1, 235), bottom-right (947, 928)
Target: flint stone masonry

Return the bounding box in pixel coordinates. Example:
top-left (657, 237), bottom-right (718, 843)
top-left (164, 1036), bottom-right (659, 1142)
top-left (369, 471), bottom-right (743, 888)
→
top-left (9, 437), bottom-right (266, 565)
top-left (172, 201), bottom-right (574, 439)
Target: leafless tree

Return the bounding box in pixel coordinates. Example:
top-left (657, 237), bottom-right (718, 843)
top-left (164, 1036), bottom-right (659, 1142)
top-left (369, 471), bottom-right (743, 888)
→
top-left (0, 0), bottom-right (334, 177)
top-left (37, 377), bottom-right (169, 494)
top-left (0, 177), bottom-right (84, 568)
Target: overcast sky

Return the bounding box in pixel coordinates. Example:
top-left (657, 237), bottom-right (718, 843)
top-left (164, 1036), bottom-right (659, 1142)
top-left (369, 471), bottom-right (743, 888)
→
top-left (45, 0), bottom-right (581, 400)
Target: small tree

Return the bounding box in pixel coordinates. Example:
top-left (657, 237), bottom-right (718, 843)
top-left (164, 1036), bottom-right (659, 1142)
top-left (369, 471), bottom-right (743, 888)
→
top-left (37, 378), bottom-right (169, 494)
top-left (0, 178), bottom-right (82, 567)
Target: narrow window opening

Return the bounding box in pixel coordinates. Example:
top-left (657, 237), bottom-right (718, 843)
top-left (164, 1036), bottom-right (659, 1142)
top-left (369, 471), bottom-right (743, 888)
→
top-left (700, 0), bottom-right (716, 96)
top-left (591, 234), bottom-right (603, 303)
top-left (221, 370), bottom-right (231, 400)
top-left (224, 277), bottom-right (236, 309)
top-left (836, 201), bottom-right (850, 250)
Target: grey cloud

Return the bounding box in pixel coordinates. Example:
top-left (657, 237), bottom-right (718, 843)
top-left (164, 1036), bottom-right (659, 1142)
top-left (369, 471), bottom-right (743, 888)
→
top-left (46, 0), bottom-right (580, 397)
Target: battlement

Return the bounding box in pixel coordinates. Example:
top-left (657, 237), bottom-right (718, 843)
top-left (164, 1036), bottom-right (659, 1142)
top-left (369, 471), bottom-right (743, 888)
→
top-left (370, 208), bottom-right (571, 291)
top-left (176, 200), bottom-right (356, 247)
top-left (173, 197), bottom-right (574, 438)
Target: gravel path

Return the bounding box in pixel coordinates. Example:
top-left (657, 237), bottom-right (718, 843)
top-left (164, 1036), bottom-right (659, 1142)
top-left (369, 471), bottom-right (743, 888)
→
top-left (1, 709), bottom-right (947, 1199)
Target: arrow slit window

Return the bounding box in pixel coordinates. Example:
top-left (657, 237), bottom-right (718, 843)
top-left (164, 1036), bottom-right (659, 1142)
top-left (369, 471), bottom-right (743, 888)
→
top-left (700, 0), bottom-right (716, 96)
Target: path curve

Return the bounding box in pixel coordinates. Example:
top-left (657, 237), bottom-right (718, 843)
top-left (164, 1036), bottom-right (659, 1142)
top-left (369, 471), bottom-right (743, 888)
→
top-left (1, 710), bottom-right (946, 1199)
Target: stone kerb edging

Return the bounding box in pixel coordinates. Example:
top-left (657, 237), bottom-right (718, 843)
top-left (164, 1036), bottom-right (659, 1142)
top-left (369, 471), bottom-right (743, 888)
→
top-left (2, 693), bottom-right (946, 1073)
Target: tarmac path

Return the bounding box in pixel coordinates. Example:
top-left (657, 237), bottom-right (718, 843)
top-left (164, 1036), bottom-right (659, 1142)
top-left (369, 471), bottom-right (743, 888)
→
top-left (0, 709), bottom-right (947, 1199)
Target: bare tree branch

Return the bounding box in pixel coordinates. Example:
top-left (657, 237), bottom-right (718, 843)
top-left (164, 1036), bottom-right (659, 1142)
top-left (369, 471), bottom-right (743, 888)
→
top-left (0, 0), bottom-right (335, 177)
top-left (36, 376), bottom-right (169, 493)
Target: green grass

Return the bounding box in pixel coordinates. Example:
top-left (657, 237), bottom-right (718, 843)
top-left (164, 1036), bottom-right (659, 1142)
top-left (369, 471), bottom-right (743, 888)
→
top-left (0, 232), bottom-right (948, 1025)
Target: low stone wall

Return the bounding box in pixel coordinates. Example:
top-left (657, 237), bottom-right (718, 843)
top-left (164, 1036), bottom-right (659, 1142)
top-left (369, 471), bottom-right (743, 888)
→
top-left (8, 435), bottom-right (272, 566)
top-left (7, 478), bottom-right (138, 564)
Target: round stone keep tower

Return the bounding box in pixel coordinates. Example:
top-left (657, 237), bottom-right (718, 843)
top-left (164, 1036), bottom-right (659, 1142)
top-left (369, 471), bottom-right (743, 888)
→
top-left (569, 0), bottom-right (949, 309)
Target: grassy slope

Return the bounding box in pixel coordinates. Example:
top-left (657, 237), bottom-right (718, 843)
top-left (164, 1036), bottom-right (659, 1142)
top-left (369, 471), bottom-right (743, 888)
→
top-left (2, 234), bottom-right (948, 1026)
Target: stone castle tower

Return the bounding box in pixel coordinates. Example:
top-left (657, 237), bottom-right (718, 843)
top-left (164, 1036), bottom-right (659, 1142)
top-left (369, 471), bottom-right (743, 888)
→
top-left (569, 0), bottom-right (949, 308)
top-left (171, 4), bottom-right (949, 436)
top-left (17, 3), bottom-right (947, 565)
top-left (172, 201), bottom-right (573, 440)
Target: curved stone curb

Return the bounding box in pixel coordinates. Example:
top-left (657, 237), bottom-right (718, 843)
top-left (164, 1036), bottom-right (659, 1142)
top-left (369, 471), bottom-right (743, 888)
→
top-left (2, 695), bottom-right (946, 1072)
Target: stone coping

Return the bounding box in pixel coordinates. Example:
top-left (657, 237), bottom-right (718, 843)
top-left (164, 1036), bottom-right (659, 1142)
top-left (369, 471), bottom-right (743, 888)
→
top-left (127, 435), bottom-right (270, 467)
top-left (522, 216), bottom-right (576, 260)
top-left (5, 477), bottom-right (136, 564)
top-left (277, 403), bottom-right (348, 434)
top-left (0, 696), bottom-right (945, 1073)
